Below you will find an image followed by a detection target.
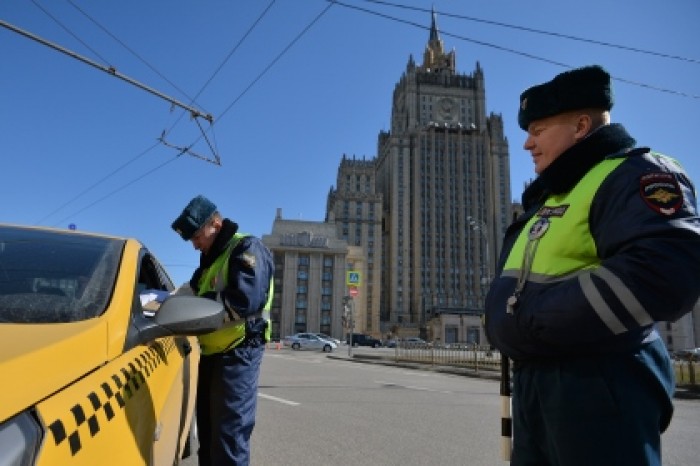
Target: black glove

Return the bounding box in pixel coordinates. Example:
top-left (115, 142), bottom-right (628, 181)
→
top-left (245, 318), bottom-right (268, 345)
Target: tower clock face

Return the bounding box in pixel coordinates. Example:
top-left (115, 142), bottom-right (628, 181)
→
top-left (437, 97), bottom-right (456, 121)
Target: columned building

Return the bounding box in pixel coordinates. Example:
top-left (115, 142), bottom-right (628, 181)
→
top-left (262, 209), bottom-right (354, 342)
top-left (374, 11), bottom-right (511, 336)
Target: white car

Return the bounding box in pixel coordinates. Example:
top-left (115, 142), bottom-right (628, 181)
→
top-left (313, 333), bottom-right (341, 346)
top-left (675, 348), bottom-right (700, 360)
top-left (283, 333), bottom-right (337, 352)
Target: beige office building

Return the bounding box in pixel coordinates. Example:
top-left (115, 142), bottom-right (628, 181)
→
top-left (262, 209), bottom-right (372, 342)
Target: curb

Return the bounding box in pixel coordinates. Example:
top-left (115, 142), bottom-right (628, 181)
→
top-left (327, 353), bottom-right (501, 381)
top-left (328, 354), bottom-right (700, 400)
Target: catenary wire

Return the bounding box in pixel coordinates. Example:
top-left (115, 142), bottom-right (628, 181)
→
top-left (49, 150), bottom-right (184, 228)
top-left (36, 2), bottom-right (331, 224)
top-left (27, 1), bottom-right (698, 225)
top-left (30, 0), bottom-right (112, 67)
top-left (26, 0), bottom-right (218, 224)
top-left (58, 1), bottom-right (277, 160)
top-left (34, 141), bottom-right (161, 225)
top-left (173, 2), bottom-right (335, 153)
top-left (160, 0), bottom-right (277, 159)
top-left (357, 0), bottom-right (700, 65)
top-left (64, 0), bottom-right (202, 111)
top-left (215, 2), bottom-right (335, 123)
top-left (328, 0), bottom-right (699, 99)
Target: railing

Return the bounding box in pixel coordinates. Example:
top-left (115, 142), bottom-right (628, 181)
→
top-left (392, 343), bottom-right (699, 387)
top-left (394, 343), bottom-right (500, 374)
top-left (674, 358), bottom-right (699, 387)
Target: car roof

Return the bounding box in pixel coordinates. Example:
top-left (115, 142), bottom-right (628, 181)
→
top-left (0, 223), bottom-right (137, 242)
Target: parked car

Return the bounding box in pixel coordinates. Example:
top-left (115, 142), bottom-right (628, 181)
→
top-left (384, 338), bottom-right (397, 348)
top-left (313, 332), bottom-right (341, 346)
top-left (403, 337), bottom-right (428, 346)
top-left (283, 333), bottom-right (337, 352)
top-left (0, 224), bottom-right (225, 466)
top-left (675, 348), bottom-right (700, 360)
top-left (348, 333), bottom-right (382, 348)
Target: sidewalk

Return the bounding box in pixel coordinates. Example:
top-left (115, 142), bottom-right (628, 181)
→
top-left (328, 351), bottom-right (700, 400)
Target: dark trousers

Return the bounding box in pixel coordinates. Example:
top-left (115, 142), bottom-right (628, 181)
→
top-left (511, 339), bottom-right (674, 466)
top-left (196, 341), bottom-right (264, 466)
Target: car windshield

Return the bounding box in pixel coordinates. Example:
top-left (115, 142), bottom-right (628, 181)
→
top-left (0, 226), bottom-right (123, 323)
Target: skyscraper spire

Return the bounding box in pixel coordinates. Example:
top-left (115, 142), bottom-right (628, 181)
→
top-left (422, 7), bottom-right (453, 73)
top-left (429, 5), bottom-right (439, 42)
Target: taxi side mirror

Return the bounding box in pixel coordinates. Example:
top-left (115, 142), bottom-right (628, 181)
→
top-left (130, 295), bottom-right (225, 346)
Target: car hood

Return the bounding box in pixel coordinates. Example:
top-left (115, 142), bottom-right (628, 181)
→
top-left (0, 319), bottom-right (108, 422)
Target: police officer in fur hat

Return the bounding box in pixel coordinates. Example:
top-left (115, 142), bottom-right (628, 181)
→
top-left (485, 65), bottom-right (700, 465)
top-left (172, 195), bottom-right (274, 466)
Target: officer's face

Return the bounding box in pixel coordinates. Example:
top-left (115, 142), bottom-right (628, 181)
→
top-left (523, 112), bottom-right (587, 174)
top-left (190, 218), bottom-right (220, 254)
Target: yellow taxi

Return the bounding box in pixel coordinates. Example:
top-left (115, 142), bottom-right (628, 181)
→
top-left (0, 224), bottom-right (223, 465)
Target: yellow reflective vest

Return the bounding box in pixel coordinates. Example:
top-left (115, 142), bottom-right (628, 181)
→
top-left (503, 157), bottom-right (626, 281)
top-left (196, 233), bottom-right (273, 355)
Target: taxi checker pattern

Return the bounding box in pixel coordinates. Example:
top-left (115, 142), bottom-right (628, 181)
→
top-left (47, 338), bottom-right (176, 456)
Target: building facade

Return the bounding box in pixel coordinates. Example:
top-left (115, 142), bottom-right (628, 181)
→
top-left (262, 209), bottom-right (355, 342)
top-left (326, 155), bottom-right (383, 337)
top-left (373, 12), bottom-right (511, 337)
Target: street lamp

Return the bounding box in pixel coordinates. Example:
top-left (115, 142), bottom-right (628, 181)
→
top-left (467, 216), bottom-right (491, 302)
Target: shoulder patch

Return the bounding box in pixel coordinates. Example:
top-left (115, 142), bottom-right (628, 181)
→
top-left (639, 172), bottom-right (683, 215)
top-left (237, 251), bottom-right (256, 269)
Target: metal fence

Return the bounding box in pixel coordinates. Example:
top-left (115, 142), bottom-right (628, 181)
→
top-left (393, 343), bottom-right (500, 374)
top-left (675, 358), bottom-right (699, 387)
top-left (392, 343), bottom-right (699, 387)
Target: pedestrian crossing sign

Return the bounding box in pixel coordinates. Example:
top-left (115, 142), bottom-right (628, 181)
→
top-left (346, 271), bottom-right (361, 286)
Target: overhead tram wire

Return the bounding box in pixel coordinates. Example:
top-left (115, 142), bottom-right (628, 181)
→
top-left (33, 141), bottom-right (161, 226)
top-left (328, 0), bottom-right (700, 100)
top-left (33, 2), bottom-right (333, 225)
top-left (49, 151), bottom-right (184, 228)
top-left (30, 0), bottom-right (112, 68)
top-left (0, 19), bottom-right (214, 121)
top-left (357, 0), bottom-right (700, 65)
top-left (158, 0), bottom-right (278, 165)
top-left (215, 2), bottom-right (335, 123)
top-left (53, 0), bottom-right (221, 165)
top-left (16, 2), bottom-right (209, 223)
top-left (188, 0), bottom-right (277, 117)
top-left (63, 0), bottom-right (201, 110)
top-left (155, 0), bottom-right (333, 164)
top-left (63, 0), bottom-right (279, 165)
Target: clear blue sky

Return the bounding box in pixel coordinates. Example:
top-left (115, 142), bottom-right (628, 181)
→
top-left (2, 0), bottom-right (698, 287)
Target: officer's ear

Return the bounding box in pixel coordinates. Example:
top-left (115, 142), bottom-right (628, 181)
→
top-left (574, 113), bottom-right (593, 140)
top-left (210, 215), bottom-right (224, 233)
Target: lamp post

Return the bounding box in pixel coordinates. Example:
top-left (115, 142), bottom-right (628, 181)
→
top-left (467, 217), bottom-right (510, 459)
top-left (467, 216), bottom-right (491, 303)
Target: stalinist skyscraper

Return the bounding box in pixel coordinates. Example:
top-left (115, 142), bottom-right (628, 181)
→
top-left (326, 11), bottom-right (511, 338)
top-left (375, 11), bottom-right (511, 332)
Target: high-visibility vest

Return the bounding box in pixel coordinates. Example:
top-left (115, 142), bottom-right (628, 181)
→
top-left (503, 158), bottom-right (626, 282)
top-left (197, 233), bottom-right (273, 355)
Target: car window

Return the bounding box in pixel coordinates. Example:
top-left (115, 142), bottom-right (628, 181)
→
top-left (0, 226), bottom-right (122, 323)
top-left (136, 250), bottom-right (174, 294)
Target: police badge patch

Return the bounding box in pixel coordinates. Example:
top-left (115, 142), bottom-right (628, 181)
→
top-left (238, 252), bottom-right (256, 269)
top-left (639, 172), bottom-right (683, 215)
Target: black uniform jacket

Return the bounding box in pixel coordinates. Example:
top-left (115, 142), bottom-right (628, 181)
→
top-left (485, 124), bottom-right (700, 361)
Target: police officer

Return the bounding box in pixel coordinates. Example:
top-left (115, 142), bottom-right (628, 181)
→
top-left (172, 195), bottom-right (274, 466)
top-left (485, 65), bottom-right (700, 465)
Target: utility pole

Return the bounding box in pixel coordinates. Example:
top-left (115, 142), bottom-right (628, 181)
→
top-left (343, 296), bottom-right (354, 357)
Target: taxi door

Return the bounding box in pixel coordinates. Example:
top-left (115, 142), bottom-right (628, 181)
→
top-left (33, 252), bottom-right (198, 465)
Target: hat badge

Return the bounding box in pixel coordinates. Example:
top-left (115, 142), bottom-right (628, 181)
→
top-left (520, 97), bottom-right (528, 110)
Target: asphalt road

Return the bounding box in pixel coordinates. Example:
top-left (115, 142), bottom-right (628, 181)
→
top-left (182, 347), bottom-right (700, 466)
